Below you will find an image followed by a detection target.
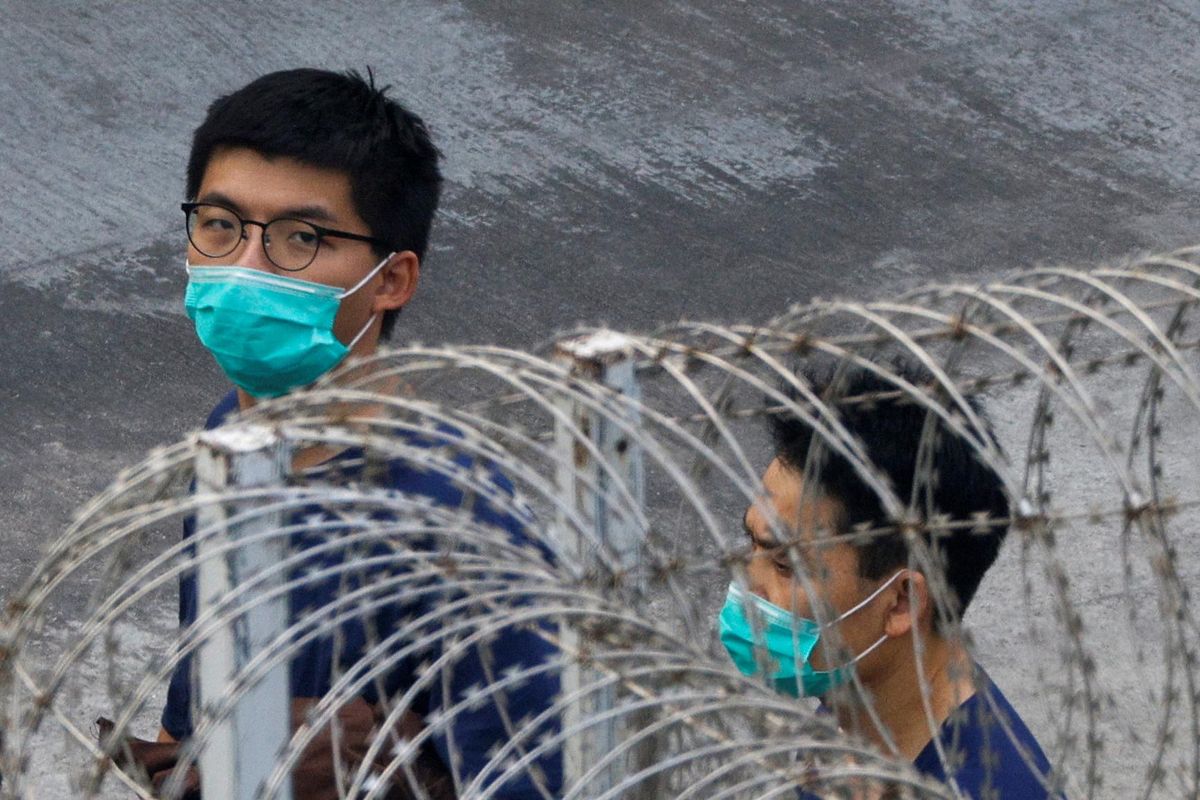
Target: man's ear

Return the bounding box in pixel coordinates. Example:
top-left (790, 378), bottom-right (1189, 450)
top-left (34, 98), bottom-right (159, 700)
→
top-left (371, 251), bottom-right (420, 313)
top-left (883, 570), bottom-right (928, 638)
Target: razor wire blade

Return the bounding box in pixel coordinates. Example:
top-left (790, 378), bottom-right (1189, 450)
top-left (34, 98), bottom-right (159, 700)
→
top-left (7, 246), bottom-right (1200, 798)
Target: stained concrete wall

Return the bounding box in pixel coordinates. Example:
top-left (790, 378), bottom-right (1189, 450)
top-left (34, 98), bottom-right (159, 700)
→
top-left (2, 1), bottom-right (1198, 796)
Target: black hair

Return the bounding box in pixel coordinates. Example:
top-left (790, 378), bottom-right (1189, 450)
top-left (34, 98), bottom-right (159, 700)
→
top-left (186, 67), bottom-right (443, 339)
top-left (769, 363), bottom-right (1010, 625)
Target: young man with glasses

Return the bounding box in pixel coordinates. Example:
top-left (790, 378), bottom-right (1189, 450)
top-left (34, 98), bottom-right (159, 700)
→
top-left (145, 69), bottom-right (561, 799)
top-left (179, 70), bottom-right (434, 405)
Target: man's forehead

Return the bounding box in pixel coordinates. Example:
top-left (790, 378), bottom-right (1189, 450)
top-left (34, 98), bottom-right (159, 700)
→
top-left (197, 146), bottom-right (356, 217)
top-left (762, 458), bottom-right (802, 509)
top-left (747, 459), bottom-right (841, 544)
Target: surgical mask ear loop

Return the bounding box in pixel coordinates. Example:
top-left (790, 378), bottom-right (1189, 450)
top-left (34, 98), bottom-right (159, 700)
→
top-left (820, 568), bottom-right (907, 630)
top-left (345, 312), bottom-right (378, 351)
top-left (816, 569), bottom-right (908, 672)
top-left (338, 251), bottom-right (395, 299)
top-left (842, 625), bottom-right (892, 666)
top-left (338, 251), bottom-right (395, 351)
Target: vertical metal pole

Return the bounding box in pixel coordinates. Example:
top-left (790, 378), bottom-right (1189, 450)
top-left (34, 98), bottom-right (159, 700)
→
top-left (553, 331), bottom-right (645, 794)
top-left (195, 426), bottom-right (293, 800)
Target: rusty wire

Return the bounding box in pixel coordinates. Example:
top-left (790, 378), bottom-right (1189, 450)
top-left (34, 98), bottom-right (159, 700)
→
top-left (7, 246), bottom-right (1200, 798)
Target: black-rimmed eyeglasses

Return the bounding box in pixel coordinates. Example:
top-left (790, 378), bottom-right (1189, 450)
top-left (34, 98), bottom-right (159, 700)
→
top-left (182, 202), bottom-right (390, 271)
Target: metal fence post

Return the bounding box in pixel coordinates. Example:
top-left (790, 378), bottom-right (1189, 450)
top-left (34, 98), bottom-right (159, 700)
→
top-left (194, 426), bottom-right (293, 800)
top-left (554, 331), bottom-right (646, 794)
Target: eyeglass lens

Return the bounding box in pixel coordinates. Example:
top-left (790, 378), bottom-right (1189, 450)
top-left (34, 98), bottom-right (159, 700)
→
top-left (186, 205), bottom-right (321, 270)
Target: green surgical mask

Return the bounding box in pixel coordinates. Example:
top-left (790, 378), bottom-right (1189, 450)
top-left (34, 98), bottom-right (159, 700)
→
top-left (184, 256), bottom-right (390, 398)
top-left (717, 571), bottom-right (902, 697)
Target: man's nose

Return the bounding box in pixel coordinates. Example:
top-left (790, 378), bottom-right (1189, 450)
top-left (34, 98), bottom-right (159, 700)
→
top-left (745, 563), bottom-right (772, 602)
top-left (232, 223), bottom-right (275, 271)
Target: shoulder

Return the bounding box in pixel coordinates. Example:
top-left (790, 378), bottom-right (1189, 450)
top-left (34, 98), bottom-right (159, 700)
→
top-left (204, 389), bottom-right (239, 430)
top-left (915, 676), bottom-right (1061, 799)
top-left (353, 425), bottom-right (547, 556)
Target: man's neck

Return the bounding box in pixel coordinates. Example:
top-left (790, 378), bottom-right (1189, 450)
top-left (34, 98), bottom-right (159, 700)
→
top-left (832, 633), bottom-right (977, 762)
top-left (233, 338), bottom-right (397, 472)
top-left (235, 387), bottom-right (343, 470)
top-left (236, 387), bottom-right (256, 412)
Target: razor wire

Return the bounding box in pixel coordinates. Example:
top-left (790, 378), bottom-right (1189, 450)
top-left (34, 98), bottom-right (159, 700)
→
top-left (6, 245), bottom-right (1200, 798)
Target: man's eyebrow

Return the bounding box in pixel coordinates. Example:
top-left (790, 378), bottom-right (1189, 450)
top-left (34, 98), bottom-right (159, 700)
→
top-left (195, 193), bottom-right (337, 224)
top-left (279, 204), bottom-right (337, 224)
top-left (197, 191), bottom-right (243, 214)
top-left (742, 509), bottom-right (779, 551)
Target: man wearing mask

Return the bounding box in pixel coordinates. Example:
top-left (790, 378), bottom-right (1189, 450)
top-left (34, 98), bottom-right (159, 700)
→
top-left (140, 68), bottom-right (560, 799)
top-left (719, 364), bottom-right (1061, 798)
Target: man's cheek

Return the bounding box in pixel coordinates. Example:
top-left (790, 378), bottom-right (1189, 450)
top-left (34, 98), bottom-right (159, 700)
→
top-left (778, 579), bottom-right (814, 617)
top-left (742, 559), bottom-right (773, 601)
top-left (787, 580), bottom-right (837, 623)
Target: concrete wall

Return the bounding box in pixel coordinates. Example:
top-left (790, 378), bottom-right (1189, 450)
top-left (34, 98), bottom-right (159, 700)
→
top-left (2, 2), bottom-right (1198, 796)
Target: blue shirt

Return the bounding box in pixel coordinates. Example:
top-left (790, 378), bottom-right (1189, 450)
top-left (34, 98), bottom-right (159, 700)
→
top-left (913, 673), bottom-right (1060, 799)
top-left (163, 390), bottom-right (562, 797)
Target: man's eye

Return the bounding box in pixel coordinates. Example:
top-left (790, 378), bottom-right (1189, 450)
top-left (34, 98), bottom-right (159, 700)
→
top-left (290, 230), bottom-right (319, 248)
top-left (202, 218), bottom-right (235, 231)
top-left (772, 557), bottom-right (793, 576)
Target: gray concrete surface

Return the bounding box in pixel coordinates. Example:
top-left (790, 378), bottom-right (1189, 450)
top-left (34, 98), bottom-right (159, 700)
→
top-left (3, 1), bottom-right (1200, 796)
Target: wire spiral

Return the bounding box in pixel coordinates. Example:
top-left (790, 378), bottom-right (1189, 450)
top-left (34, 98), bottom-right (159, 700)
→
top-left (8, 246), bottom-right (1200, 798)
